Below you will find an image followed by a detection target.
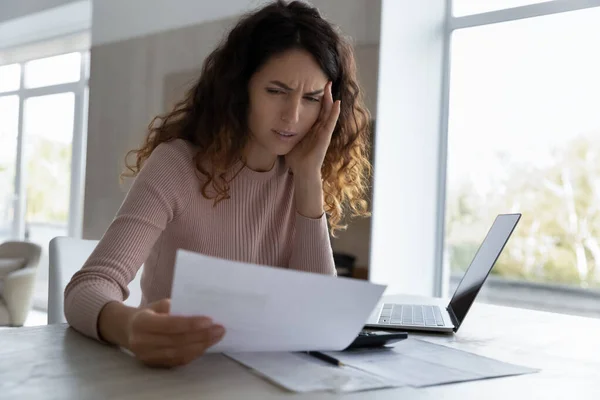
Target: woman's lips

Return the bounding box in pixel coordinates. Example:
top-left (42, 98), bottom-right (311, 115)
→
top-left (273, 129), bottom-right (298, 139)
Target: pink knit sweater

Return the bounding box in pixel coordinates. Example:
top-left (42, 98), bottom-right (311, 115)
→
top-left (64, 139), bottom-right (336, 340)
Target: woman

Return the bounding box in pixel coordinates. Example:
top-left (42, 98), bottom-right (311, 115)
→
top-left (64, 0), bottom-right (371, 368)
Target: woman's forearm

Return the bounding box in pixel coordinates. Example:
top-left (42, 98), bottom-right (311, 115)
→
top-left (294, 173), bottom-right (324, 219)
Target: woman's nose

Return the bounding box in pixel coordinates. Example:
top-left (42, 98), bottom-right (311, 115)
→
top-left (280, 98), bottom-right (301, 124)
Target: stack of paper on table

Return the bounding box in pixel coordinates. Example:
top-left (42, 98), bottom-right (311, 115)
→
top-left (170, 249), bottom-right (538, 393)
top-left (322, 338), bottom-right (540, 387)
top-left (225, 351), bottom-right (401, 393)
top-left (226, 339), bottom-right (539, 393)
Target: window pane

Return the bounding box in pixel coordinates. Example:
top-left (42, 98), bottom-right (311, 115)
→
top-left (446, 7), bottom-right (600, 294)
top-left (23, 93), bottom-right (74, 310)
top-left (23, 92), bottom-right (74, 224)
top-left (24, 53), bottom-right (81, 89)
top-left (0, 64), bottom-right (21, 93)
top-left (0, 95), bottom-right (19, 241)
top-left (453, 0), bottom-right (553, 16)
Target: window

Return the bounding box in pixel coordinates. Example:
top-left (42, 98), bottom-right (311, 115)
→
top-left (444, 1), bottom-right (600, 317)
top-left (0, 49), bottom-right (89, 311)
top-left (24, 52), bottom-right (82, 89)
top-left (0, 64), bottom-right (21, 92)
top-left (0, 96), bottom-right (19, 236)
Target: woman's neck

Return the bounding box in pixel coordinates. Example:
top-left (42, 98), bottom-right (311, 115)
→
top-left (242, 141), bottom-right (277, 172)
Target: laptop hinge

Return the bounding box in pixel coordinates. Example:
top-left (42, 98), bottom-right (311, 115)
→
top-left (446, 306), bottom-right (460, 332)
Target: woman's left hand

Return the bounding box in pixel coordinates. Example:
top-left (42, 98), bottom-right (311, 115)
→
top-left (285, 81), bottom-right (341, 179)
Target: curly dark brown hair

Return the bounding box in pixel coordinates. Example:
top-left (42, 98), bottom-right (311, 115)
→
top-left (123, 0), bottom-right (372, 236)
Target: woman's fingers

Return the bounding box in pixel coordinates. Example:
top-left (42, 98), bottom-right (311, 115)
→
top-left (316, 81), bottom-right (331, 124)
top-left (130, 325), bottom-right (225, 349)
top-left (132, 326), bottom-right (226, 368)
top-left (138, 341), bottom-right (216, 368)
top-left (323, 100), bottom-right (341, 137)
top-left (133, 310), bottom-right (213, 335)
top-left (301, 81), bottom-right (336, 152)
top-left (316, 82), bottom-right (338, 143)
top-left (320, 81), bottom-right (333, 126)
top-left (126, 299), bottom-right (226, 368)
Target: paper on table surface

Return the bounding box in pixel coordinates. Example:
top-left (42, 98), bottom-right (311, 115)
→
top-left (170, 249), bottom-right (386, 353)
top-left (323, 338), bottom-right (539, 387)
top-left (226, 351), bottom-right (401, 393)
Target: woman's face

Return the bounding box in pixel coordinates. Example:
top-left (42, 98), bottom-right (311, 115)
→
top-left (246, 48), bottom-right (328, 164)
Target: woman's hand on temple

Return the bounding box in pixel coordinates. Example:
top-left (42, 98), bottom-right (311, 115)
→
top-left (285, 81), bottom-right (340, 218)
top-left (285, 81), bottom-right (340, 179)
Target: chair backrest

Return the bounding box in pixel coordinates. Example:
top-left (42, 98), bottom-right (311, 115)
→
top-left (0, 241), bottom-right (42, 269)
top-left (48, 237), bottom-right (143, 324)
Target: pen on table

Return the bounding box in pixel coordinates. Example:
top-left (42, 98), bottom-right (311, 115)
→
top-left (306, 351), bottom-right (344, 367)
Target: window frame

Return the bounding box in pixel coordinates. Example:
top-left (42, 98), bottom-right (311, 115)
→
top-left (0, 42), bottom-right (89, 241)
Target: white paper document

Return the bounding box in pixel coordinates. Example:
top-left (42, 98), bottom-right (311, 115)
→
top-left (226, 352), bottom-right (400, 393)
top-left (170, 249), bottom-right (386, 353)
top-left (323, 338), bottom-right (539, 387)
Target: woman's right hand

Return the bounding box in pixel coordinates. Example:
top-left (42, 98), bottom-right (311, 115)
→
top-left (125, 298), bottom-right (225, 368)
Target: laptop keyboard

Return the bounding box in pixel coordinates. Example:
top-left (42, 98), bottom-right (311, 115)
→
top-left (378, 304), bottom-right (445, 327)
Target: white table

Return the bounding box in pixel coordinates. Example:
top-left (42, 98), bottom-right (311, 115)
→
top-left (1, 295), bottom-right (599, 399)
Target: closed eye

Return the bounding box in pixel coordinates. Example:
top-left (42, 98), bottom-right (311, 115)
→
top-left (266, 88), bottom-right (321, 103)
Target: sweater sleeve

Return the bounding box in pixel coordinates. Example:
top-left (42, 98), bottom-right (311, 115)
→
top-left (288, 212), bottom-right (337, 276)
top-left (64, 140), bottom-right (194, 341)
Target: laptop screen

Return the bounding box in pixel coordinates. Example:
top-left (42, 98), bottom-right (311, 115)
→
top-left (448, 214), bottom-right (521, 329)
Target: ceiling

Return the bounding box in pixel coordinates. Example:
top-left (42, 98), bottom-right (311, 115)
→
top-left (0, 0), bottom-right (271, 49)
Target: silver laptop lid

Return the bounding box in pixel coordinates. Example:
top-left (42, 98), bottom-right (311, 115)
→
top-left (448, 213), bottom-right (521, 331)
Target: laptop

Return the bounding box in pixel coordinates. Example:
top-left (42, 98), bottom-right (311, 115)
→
top-left (364, 213), bottom-right (521, 333)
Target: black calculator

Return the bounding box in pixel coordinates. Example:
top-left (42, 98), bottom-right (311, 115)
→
top-left (344, 330), bottom-right (408, 350)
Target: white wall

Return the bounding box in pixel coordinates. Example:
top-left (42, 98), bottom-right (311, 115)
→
top-left (92, 0), bottom-right (381, 46)
top-left (369, 0), bottom-right (448, 296)
top-left (0, 0), bottom-right (79, 23)
top-left (0, 0), bottom-right (90, 50)
top-left (92, 0), bottom-right (270, 46)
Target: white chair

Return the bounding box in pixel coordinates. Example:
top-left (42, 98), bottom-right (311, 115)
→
top-left (48, 237), bottom-right (143, 324)
top-left (0, 241), bottom-right (42, 326)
